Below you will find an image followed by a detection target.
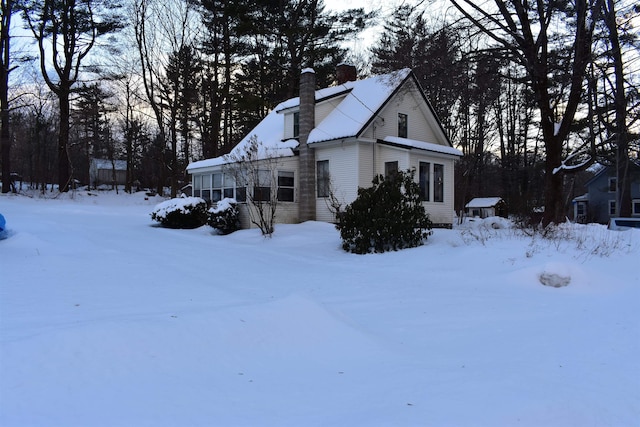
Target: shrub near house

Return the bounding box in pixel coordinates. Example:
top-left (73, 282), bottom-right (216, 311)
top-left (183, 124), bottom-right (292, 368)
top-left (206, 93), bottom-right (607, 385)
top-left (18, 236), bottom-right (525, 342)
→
top-left (208, 198), bottom-right (240, 235)
top-left (337, 170), bottom-right (433, 254)
top-left (151, 197), bottom-right (208, 229)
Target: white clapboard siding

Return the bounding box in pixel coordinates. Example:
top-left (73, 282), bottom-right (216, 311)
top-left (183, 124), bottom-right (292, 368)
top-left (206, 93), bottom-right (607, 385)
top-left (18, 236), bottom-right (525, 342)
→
top-left (315, 141), bottom-right (360, 222)
top-left (360, 79), bottom-right (442, 145)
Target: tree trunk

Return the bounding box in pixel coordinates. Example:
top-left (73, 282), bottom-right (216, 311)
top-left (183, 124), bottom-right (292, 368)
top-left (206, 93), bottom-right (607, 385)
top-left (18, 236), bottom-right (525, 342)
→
top-left (58, 91), bottom-right (71, 192)
top-left (605, 0), bottom-right (630, 217)
top-left (1, 0), bottom-right (12, 193)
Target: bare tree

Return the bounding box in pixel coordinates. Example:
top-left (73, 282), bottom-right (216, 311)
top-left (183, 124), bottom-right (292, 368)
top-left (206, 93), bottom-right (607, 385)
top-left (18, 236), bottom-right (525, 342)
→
top-left (133, 0), bottom-right (199, 197)
top-left (20, 0), bottom-right (122, 192)
top-left (449, 0), bottom-right (603, 225)
top-left (223, 136), bottom-right (283, 236)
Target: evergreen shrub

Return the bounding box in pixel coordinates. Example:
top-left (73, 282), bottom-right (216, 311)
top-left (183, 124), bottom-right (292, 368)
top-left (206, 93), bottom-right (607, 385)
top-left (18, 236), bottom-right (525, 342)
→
top-left (208, 198), bottom-right (240, 234)
top-left (151, 197), bottom-right (208, 229)
top-left (336, 170), bottom-right (433, 254)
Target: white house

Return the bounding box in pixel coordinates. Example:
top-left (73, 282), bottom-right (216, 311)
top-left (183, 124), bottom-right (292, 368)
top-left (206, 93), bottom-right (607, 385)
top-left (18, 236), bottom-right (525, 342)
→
top-left (187, 65), bottom-right (462, 228)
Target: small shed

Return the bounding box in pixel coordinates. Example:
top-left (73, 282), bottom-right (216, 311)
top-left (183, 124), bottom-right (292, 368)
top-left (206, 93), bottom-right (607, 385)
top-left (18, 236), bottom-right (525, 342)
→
top-left (465, 197), bottom-right (507, 218)
top-left (89, 158), bottom-right (127, 187)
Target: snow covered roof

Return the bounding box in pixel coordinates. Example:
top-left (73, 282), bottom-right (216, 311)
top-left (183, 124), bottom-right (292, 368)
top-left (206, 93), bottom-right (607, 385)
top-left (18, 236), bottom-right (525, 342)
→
top-left (383, 136), bottom-right (462, 157)
top-left (465, 197), bottom-right (504, 208)
top-left (187, 105), bottom-right (298, 171)
top-left (187, 68), bottom-right (454, 172)
top-left (307, 69), bottom-right (412, 143)
top-left (572, 193), bottom-right (589, 202)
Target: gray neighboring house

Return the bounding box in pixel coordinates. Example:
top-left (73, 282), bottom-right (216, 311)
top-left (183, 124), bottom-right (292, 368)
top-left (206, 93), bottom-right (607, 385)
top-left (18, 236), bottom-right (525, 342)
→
top-left (90, 158), bottom-right (127, 188)
top-left (573, 162), bottom-right (640, 223)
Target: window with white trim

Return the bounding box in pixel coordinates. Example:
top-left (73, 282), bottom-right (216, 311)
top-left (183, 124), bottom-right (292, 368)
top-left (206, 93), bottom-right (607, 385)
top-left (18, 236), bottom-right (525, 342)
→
top-left (385, 161), bottom-right (398, 178)
top-left (253, 170), bottom-right (272, 202)
top-left (419, 162), bottom-right (430, 201)
top-left (277, 171), bottom-right (295, 202)
top-left (317, 160), bottom-right (330, 197)
top-left (212, 172), bottom-right (223, 201)
top-left (398, 113), bottom-right (408, 138)
top-left (609, 177), bottom-right (617, 193)
top-left (293, 112), bottom-right (300, 138)
top-left (434, 164), bottom-right (444, 203)
top-left (201, 174), bottom-right (212, 201)
top-left (609, 200), bottom-right (617, 216)
top-left (633, 199), bottom-right (640, 215)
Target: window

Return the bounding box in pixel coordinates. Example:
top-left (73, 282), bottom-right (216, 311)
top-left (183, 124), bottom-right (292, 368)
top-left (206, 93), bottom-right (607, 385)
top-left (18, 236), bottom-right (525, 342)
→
top-left (194, 172), bottom-right (245, 202)
top-left (277, 171), bottom-right (295, 202)
top-left (609, 177), bottom-right (617, 193)
top-left (223, 174), bottom-right (235, 199)
top-left (317, 160), bottom-right (330, 197)
top-left (293, 112), bottom-right (300, 138)
top-left (419, 162), bottom-right (430, 201)
top-left (235, 187), bottom-right (247, 202)
top-left (609, 200), bottom-right (617, 216)
top-left (385, 161), bottom-right (398, 178)
top-left (398, 113), bottom-right (408, 138)
top-left (634, 200), bottom-right (640, 216)
top-left (253, 170), bottom-right (272, 202)
top-left (576, 202), bottom-right (586, 216)
top-left (434, 164), bottom-right (444, 202)
top-left (212, 172), bottom-right (223, 202)
top-left (201, 174), bottom-right (211, 201)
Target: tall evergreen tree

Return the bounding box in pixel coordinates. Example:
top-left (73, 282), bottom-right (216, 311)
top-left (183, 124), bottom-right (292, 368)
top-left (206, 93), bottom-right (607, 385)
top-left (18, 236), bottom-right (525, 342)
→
top-left (371, 6), bottom-right (470, 142)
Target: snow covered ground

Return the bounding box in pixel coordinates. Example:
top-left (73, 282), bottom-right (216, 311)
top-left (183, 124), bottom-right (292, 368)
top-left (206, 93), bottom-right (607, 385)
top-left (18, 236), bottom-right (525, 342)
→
top-left (1, 190), bottom-right (639, 426)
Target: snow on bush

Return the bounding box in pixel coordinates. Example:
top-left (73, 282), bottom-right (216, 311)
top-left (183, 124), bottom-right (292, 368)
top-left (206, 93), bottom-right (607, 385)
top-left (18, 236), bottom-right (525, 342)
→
top-left (208, 198), bottom-right (240, 235)
top-left (150, 196), bottom-right (208, 229)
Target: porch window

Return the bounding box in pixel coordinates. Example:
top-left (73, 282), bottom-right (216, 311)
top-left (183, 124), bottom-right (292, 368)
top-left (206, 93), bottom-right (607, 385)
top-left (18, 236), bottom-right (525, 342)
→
top-left (212, 173), bottom-right (223, 202)
top-left (201, 174), bottom-right (212, 201)
top-left (398, 113), bottom-right (408, 138)
top-left (419, 162), bottom-right (430, 201)
top-left (317, 160), bottom-right (330, 197)
top-left (223, 174), bottom-right (235, 199)
top-left (434, 164), bottom-right (444, 202)
top-left (277, 171), bottom-right (295, 202)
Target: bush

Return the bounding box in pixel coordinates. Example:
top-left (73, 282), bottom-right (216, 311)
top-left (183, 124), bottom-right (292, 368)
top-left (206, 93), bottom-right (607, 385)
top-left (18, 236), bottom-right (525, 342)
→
top-left (151, 197), bottom-right (208, 229)
top-left (208, 198), bottom-right (240, 234)
top-left (336, 170), bottom-right (432, 254)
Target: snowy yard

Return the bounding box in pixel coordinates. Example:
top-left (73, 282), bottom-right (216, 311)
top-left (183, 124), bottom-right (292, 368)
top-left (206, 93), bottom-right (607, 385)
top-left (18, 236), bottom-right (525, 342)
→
top-left (1, 191), bottom-right (639, 426)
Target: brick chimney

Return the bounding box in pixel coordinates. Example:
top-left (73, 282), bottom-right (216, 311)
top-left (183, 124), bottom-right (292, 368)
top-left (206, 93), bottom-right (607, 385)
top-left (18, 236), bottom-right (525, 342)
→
top-left (298, 68), bottom-right (316, 222)
top-left (336, 63), bottom-right (357, 85)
